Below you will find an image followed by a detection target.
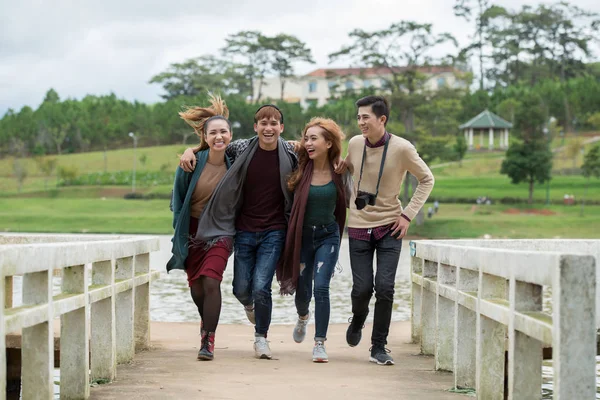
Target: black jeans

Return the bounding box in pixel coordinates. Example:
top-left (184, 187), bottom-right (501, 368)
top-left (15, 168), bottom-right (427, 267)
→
top-left (349, 232), bottom-right (402, 346)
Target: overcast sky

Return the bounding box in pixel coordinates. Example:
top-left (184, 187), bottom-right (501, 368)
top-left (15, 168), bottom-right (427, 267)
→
top-left (1, 0), bottom-right (599, 116)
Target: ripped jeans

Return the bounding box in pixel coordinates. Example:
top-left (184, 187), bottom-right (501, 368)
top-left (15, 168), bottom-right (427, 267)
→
top-left (295, 221), bottom-right (340, 341)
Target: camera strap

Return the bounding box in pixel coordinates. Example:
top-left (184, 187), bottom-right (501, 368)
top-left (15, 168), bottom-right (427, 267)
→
top-left (356, 134), bottom-right (390, 197)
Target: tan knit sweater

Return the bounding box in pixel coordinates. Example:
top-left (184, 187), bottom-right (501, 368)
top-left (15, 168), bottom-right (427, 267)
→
top-left (345, 134), bottom-right (434, 228)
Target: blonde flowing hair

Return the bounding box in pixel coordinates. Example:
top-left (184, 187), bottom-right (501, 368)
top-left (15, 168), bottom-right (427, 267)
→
top-left (179, 94), bottom-right (229, 151)
top-left (287, 117), bottom-right (345, 192)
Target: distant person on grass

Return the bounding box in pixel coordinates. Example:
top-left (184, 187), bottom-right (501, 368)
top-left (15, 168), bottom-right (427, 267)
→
top-left (167, 94), bottom-right (234, 361)
top-left (278, 117), bottom-right (352, 363)
top-left (336, 95), bottom-right (434, 365)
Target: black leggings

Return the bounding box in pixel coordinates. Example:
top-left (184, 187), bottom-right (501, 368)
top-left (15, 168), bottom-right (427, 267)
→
top-left (190, 276), bottom-right (222, 333)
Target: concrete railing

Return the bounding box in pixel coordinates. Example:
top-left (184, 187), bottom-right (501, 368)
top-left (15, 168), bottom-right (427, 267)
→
top-left (0, 234), bottom-right (160, 400)
top-left (410, 239), bottom-right (598, 400)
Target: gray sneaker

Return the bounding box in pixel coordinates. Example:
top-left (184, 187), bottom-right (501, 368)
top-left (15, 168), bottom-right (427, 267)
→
top-left (244, 305), bottom-right (255, 325)
top-left (312, 341), bottom-right (328, 363)
top-left (369, 346), bottom-right (394, 365)
top-left (293, 311), bottom-right (311, 343)
top-left (254, 336), bottom-right (272, 359)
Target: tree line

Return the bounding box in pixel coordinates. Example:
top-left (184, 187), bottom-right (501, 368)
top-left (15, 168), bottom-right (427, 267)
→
top-left (1, 0), bottom-right (599, 162)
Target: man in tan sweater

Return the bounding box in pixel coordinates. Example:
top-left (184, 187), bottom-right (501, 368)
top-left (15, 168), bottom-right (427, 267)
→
top-left (339, 95), bottom-right (434, 365)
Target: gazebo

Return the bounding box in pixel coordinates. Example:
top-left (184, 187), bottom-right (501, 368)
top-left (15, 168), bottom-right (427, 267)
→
top-left (459, 110), bottom-right (513, 150)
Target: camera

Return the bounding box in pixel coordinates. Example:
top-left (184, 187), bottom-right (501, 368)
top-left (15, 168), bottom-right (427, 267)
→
top-left (355, 190), bottom-right (377, 210)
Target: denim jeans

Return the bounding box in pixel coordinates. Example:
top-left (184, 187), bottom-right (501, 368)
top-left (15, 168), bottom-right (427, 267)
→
top-left (349, 231), bottom-right (402, 346)
top-left (233, 229), bottom-right (285, 336)
top-left (295, 222), bottom-right (340, 341)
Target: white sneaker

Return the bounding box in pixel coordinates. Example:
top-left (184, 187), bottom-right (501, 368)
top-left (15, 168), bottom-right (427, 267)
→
top-left (254, 336), bottom-right (272, 359)
top-left (244, 305), bottom-right (255, 325)
top-left (293, 311), bottom-right (311, 343)
top-left (312, 341), bottom-right (328, 363)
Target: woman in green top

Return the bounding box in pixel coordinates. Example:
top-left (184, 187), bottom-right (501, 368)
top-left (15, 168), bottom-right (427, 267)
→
top-left (279, 118), bottom-right (350, 363)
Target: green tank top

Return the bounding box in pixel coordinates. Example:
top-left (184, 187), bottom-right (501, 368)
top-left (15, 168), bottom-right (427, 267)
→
top-left (303, 180), bottom-right (337, 227)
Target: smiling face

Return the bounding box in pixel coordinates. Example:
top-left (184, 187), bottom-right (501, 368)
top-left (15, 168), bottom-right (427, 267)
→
top-left (205, 119), bottom-right (232, 152)
top-left (357, 105), bottom-right (386, 142)
top-left (304, 125), bottom-right (332, 162)
top-left (254, 117), bottom-right (283, 151)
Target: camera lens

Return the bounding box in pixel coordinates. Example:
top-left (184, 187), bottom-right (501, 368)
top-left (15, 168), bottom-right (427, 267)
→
top-left (355, 197), bottom-right (366, 210)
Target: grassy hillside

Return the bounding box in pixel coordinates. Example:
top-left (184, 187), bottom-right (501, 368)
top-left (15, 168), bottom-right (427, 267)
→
top-left (2, 135), bottom-right (599, 204)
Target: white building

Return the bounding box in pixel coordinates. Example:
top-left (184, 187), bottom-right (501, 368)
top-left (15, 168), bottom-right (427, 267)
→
top-left (253, 66), bottom-right (467, 108)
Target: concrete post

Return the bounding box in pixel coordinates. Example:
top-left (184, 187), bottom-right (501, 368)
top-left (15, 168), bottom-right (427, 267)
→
top-left (454, 268), bottom-right (478, 390)
top-left (116, 256), bottom-right (135, 363)
top-left (134, 253), bottom-right (151, 351)
top-left (60, 264), bottom-right (90, 399)
top-left (436, 263), bottom-right (456, 371)
top-left (22, 270), bottom-right (54, 400)
top-left (411, 257), bottom-right (423, 344)
top-left (489, 128), bottom-right (494, 150)
top-left (507, 280), bottom-right (543, 400)
top-left (91, 260), bottom-right (116, 382)
top-left (499, 131), bottom-right (504, 148)
top-left (421, 260), bottom-right (438, 355)
top-left (553, 255), bottom-right (596, 399)
top-left (476, 273), bottom-right (507, 400)
top-left (505, 129), bottom-right (509, 149)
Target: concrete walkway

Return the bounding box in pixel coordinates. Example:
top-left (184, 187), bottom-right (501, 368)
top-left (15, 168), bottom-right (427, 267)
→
top-left (90, 321), bottom-right (464, 400)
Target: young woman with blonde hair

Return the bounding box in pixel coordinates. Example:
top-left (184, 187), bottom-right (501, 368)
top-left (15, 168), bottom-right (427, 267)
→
top-left (278, 117), bottom-right (351, 363)
top-left (167, 94), bottom-right (234, 361)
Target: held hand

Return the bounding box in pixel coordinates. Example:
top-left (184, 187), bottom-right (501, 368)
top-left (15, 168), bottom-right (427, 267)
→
top-left (390, 215), bottom-right (410, 240)
top-left (179, 148), bottom-right (196, 172)
top-left (334, 158), bottom-right (348, 174)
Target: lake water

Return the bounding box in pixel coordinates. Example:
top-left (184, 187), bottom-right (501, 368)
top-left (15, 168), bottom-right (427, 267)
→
top-left (148, 236), bottom-right (413, 326)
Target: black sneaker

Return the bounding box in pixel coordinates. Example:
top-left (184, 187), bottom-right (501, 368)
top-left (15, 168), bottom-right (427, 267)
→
top-left (346, 316), bottom-right (365, 347)
top-left (369, 346), bottom-right (394, 365)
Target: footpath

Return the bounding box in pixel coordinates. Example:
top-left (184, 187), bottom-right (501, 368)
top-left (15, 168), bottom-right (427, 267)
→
top-left (90, 320), bottom-right (463, 400)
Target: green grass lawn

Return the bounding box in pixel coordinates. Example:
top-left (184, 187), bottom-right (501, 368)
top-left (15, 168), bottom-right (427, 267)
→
top-left (1, 198), bottom-right (598, 239)
top-left (0, 198), bottom-right (172, 234)
top-left (430, 175), bottom-right (600, 203)
top-left (410, 203), bottom-right (600, 239)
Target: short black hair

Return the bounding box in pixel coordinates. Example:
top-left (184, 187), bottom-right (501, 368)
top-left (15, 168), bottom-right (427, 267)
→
top-left (254, 104), bottom-right (284, 124)
top-left (355, 96), bottom-right (390, 126)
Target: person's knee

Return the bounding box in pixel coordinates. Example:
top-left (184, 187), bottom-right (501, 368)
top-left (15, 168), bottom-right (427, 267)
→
top-left (295, 284), bottom-right (311, 303)
top-left (233, 277), bottom-right (251, 299)
top-left (313, 283), bottom-right (330, 303)
top-left (252, 280), bottom-right (272, 305)
top-left (253, 289), bottom-right (271, 306)
top-left (374, 282), bottom-right (395, 301)
top-left (203, 278), bottom-right (221, 296)
top-left (352, 282), bottom-right (373, 299)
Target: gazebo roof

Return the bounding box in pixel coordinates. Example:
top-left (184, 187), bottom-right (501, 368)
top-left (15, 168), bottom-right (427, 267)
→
top-left (459, 110), bottom-right (513, 130)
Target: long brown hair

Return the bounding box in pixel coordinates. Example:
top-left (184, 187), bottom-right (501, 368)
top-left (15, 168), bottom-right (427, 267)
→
top-left (179, 94), bottom-right (229, 151)
top-left (287, 117), bottom-right (345, 192)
